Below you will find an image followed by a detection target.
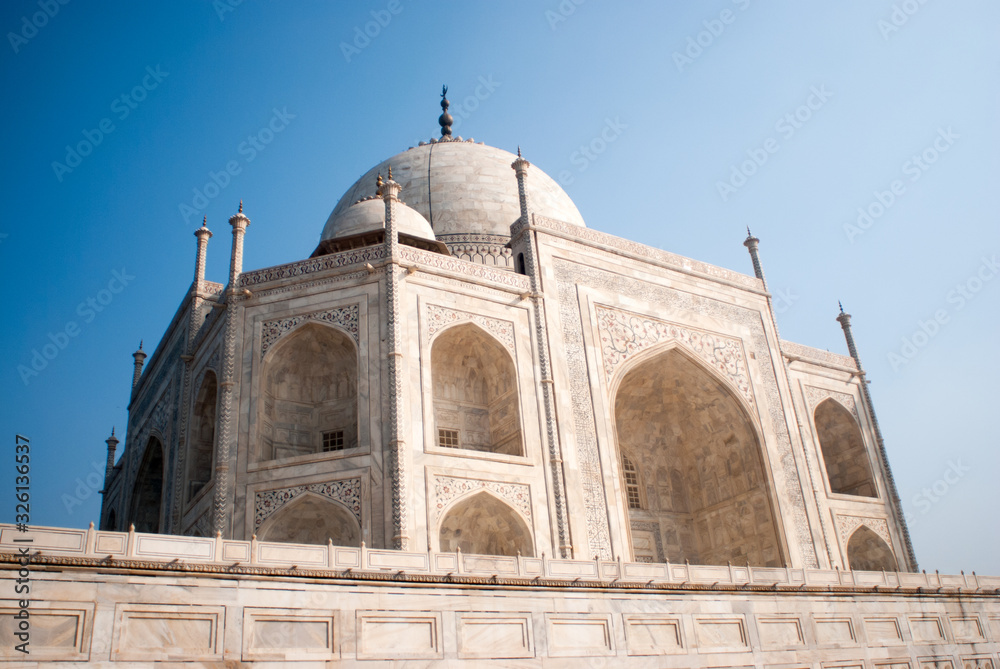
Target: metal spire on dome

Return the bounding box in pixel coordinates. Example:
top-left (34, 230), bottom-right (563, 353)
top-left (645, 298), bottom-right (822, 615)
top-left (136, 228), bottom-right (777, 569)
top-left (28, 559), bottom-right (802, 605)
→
top-left (439, 85), bottom-right (453, 138)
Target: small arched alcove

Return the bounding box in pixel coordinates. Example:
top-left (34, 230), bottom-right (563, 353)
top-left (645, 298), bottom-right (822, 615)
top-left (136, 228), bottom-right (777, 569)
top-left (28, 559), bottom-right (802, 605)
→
top-left (258, 323), bottom-right (359, 462)
top-left (130, 437), bottom-right (164, 533)
top-left (814, 398), bottom-right (877, 497)
top-left (185, 370), bottom-right (217, 502)
top-left (430, 323), bottom-right (522, 456)
top-left (256, 492), bottom-right (361, 546)
top-left (846, 525), bottom-right (897, 572)
top-left (613, 346), bottom-right (783, 567)
top-left (439, 491), bottom-right (534, 557)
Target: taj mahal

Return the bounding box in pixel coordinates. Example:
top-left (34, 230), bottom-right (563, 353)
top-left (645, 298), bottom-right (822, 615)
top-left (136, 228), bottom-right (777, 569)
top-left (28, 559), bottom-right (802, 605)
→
top-left (1, 90), bottom-right (997, 666)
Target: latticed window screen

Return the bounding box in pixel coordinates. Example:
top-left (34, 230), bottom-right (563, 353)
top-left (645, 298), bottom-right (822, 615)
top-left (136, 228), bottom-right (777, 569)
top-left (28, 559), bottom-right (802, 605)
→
top-left (622, 455), bottom-right (642, 509)
top-left (438, 428), bottom-right (460, 448)
top-left (322, 430), bottom-right (345, 452)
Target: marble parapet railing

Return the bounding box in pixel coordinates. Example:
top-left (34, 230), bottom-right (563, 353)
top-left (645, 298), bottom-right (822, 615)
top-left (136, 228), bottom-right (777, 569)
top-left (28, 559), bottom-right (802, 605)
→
top-left (1, 524), bottom-right (996, 593)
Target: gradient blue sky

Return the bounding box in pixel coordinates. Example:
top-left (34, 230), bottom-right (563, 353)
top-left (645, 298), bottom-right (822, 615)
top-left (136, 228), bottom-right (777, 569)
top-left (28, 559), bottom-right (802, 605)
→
top-left (2, 1), bottom-right (997, 573)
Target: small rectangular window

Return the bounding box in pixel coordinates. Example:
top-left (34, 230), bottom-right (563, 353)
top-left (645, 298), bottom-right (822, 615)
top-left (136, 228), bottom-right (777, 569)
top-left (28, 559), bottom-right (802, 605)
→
top-left (322, 430), bottom-right (345, 452)
top-left (438, 428), bottom-right (460, 449)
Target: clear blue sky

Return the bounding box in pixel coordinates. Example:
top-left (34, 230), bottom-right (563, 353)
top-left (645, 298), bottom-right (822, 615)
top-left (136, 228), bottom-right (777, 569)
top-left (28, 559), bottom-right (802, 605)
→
top-left (1, 1), bottom-right (997, 573)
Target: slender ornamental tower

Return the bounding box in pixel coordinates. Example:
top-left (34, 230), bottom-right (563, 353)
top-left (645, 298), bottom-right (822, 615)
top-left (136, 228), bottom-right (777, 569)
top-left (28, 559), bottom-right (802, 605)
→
top-left (381, 168), bottom-right (410, 550)
top-left (101, 428), bottom-right (119, 495)
top-left (131, 342), bottom-right (146, 399)
top-left (212, 201), bottom-right (250, 537)
top-left (171, 218), bottom-right (214, 531)
top-left (511, 147), bottom-right (572, 558)
top-left (837, 303), bottom-right (917, 571)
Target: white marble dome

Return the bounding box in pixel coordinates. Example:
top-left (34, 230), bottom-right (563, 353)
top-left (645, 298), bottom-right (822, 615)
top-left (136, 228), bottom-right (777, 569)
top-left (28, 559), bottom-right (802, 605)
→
top-left (319, 196), bottom-right (435, 243)
top-left (324, 140), bottom-right (586, 240)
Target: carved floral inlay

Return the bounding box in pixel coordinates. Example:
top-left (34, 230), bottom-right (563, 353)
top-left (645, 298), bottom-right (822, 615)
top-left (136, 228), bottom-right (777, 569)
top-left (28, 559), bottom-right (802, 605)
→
top-left (260, 304), bottom-right (359, 360)
top-left (804, 385), bottom-right (859, 420)
top-left (254, 478), bottom-right (362, 531)
top-left (837, 515), bottom-right (890, 546)
top-left (433, 476), bottom-right (531, 522)
top-left (595, 304), bottom-right (755, 411)
top-left (426, 304), bottom-right (516, 352)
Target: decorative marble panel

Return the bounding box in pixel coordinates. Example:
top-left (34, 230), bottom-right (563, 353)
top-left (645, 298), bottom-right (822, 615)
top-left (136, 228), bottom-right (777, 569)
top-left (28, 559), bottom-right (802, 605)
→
top-left (239, 246), bottom-right (386, 286)
top-left (432, 476), bottom-right (531, 522)
top-left (254, 478), bottom-right (362, 531)
top-left (837, 516), bottom-right (891, 546)
top-left (805, 385), bottom-right (859, 420)
top-left (595, 304), bottom-right (755, 411)
top-left (426, 304), bottom-right (516, 353)
top-left (260, 304), bottom-right (359, 359)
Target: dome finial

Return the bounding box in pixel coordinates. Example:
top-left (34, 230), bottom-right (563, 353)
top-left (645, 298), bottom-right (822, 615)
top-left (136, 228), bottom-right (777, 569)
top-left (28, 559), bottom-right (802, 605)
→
top-left (439, 85), bottom-right (453, 138)
top-left (376, 172), bottom-right (383, 197)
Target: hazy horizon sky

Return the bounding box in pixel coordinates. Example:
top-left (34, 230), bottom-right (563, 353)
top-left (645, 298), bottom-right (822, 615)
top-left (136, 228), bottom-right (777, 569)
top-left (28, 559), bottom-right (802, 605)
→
top-left (2, 1), bottom-right (997, 573)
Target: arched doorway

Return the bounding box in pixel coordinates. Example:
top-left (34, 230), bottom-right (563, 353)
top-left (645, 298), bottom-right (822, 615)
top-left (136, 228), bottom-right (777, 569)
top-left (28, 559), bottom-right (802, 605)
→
top-left (613, 347), bottom-right (782, 566)
top-left (814, 399), bottom-right (877, 497)
top-left (257, 492), bottom-right (361, 546)
top-left (439, 491), bottom-right (534, 557)
top-left (130, 437), bottom-right (164, 533)
top-left (258, 323), bottom-right (358, 462)
top-left (847, 526), bottom-right (897, 571)
top-left (185, 370), bottom-right (217, 502)
top-left (431, 324), bottom-right (522, 456)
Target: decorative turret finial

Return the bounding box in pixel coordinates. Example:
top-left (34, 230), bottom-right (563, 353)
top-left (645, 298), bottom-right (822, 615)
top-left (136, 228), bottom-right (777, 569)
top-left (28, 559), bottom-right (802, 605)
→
top-left (111, 426), bottom-right (115, 437)
top-left (202, 216), bottom-right (207, 227)
top-left (746, 226), bottom-right (752, 237)
top-left (387, 165), bottom-right (393, 180)
top-left (238, 199), bottom-right (243, 213)
top-left (138, 340), bottom-right (143, 351)
top-left (439, 85), bottom-right (453, 138)
top-left (839, 300), bottom-right (845, 314)
top-left (517, 146), bottom-right (522, 158)
top-left (376, 172), bottom-right (383, 196)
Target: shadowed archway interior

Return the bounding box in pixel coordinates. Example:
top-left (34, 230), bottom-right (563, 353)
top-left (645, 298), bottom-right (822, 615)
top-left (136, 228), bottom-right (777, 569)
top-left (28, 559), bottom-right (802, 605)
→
top-left (258, 323), bottom-right (358, 462)
top-left (257, 493), bottom-right (361, 546)
top-left (185, 370), bottom-right (217, 502)
top-left (439, 491), bottom-right (534, 557)
top-left (130, 437), bottom-right (163, 534)
top-left (614, 347), bottom-right (783, 566)
top-left (847, 526), bottom-right (897, 571)
top-left (431, 324), bottom-right (522, 456)
top-left (814, 398), bottom-right (877, 497)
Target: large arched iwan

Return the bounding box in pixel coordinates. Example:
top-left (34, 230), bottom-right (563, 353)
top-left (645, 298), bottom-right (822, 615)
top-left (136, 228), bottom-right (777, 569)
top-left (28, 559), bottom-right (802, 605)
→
top-left (430, 323), bottom-right (522, 456)
top-left (257, 492), bottom-right (361, 546)
top-left (257, 323), bottom-right (359, 462)
top-left (814, 398), bottom-right (877, 497)
top-left (612, 345), bottom-right (784, 567)
top-left (439, 491), bottom-right (534, 557)
top-left (846, 525), bottom-right (897, 571)
top-left (130, 437), bottom-right (164, 533)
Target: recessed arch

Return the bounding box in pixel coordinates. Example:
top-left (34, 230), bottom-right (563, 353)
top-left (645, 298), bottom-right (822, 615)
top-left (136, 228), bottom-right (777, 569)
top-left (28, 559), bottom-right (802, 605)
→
top-left (847, 525), bottom-right (897, 571)
top-left (257, 322), bottom-right (359, 462)
top-left (129, 436), bottom-right (164, 533)
top-left (430, 322), bottom-right (522, 456)
top-left (438, 490), bottom-right (534, 557)
top-left (814, 398), bottom-right (877, 497)
top-left (185, 370), bottom-right (217, 502)
top-left (256, 492), bottom-right (361, 546)
top-left (612, 344), bottom-right (783, 567)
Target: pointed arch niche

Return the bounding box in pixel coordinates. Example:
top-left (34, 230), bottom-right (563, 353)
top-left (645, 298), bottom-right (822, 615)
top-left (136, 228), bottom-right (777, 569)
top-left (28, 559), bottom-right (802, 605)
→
top-left (130, 437), bottom-right (164, 533)
top-left (257, 492), bottom-right (361, 546)
top-left (814, 398), bottom-right (877, 497)
top-left (257, 323), bottom-right (358, 462)
top-left (430, 323), bottom-right (522, 456)
top-left (847, 525), bottom-right (897, 571)
top-left (438, 491), bottom-right (534, 557)
top-left (185, 370), bottom-right (217, 502)
top-left (612, 346), bottom-right (783, 567)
